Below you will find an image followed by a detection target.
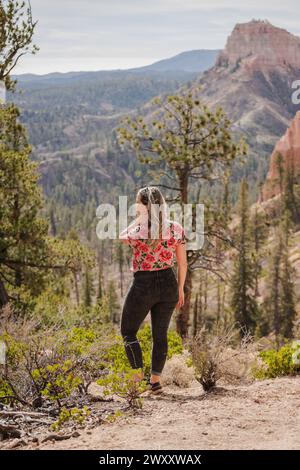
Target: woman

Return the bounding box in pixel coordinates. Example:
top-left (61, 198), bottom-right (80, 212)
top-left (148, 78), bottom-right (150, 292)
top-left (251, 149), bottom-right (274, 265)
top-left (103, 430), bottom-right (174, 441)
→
top-left (119, 186), bottom-right (187, 393)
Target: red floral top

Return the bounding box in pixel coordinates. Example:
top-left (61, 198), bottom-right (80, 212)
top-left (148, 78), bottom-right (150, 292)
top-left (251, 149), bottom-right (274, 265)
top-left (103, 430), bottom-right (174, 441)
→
top-left (127, 220), bottom-right (186, 272)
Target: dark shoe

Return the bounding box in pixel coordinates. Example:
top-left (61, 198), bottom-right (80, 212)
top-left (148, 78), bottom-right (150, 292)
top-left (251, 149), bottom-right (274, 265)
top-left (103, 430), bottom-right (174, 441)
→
top-left (148, 381), bottom-right (163, 394)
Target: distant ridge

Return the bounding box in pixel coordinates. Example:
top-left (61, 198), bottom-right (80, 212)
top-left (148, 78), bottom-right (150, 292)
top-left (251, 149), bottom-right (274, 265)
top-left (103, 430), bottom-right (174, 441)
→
top-left (13, 49), bottom-right (220, 81)
top-left (131, 49), bottom-right (220, 73)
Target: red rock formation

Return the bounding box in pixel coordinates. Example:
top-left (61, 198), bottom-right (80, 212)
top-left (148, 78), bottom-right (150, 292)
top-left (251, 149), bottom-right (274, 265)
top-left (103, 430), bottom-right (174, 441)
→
top-left (194, 20), bottom-right (300, 171)
top-left (217, 20), bottom-right (300, 73)
top-left (260, 111), bottom-right (300, 201)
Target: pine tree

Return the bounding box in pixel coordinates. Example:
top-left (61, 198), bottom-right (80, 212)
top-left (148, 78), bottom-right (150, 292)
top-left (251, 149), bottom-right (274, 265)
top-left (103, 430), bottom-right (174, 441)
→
top-left (0, 2), bottom-right (94, 311)
top-left (221, 174), bottom-right (231, 226)
top-left (49, 203), bottom-right (57, 236)
top-left (83, 267), bottom-right (93, 308)
top-left (118, 88), bottom-right (247, 337)
top-left (96, 245), bottom-right (104, 301)
top-left (0, 0), bottom-right (38, 91)
top-left (0, 105), bottom-right (49, 305)
top-left (107, 280), bottom-right (120, 323)
top-left (269, 236), bottom-right (282, 342)
top-left (278, 210), bottom-right (296, 339)
top-left (252, 205), bottom-right (268, 296)
top-left (230, 179), bottom-right (258, 335)
top-left (283, 162), bottom-right (299, 223)
top-left (114, 241), bottom-right (125, 297)
top-left (275, 153), bottom-right (284, 196)
top-left (261, 209), bottom-right (296, 344)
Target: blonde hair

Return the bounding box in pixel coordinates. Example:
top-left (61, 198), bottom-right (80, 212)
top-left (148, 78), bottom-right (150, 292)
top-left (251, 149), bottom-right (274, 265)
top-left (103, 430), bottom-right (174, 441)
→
top-left (136, 186), bottom-right (169, 247)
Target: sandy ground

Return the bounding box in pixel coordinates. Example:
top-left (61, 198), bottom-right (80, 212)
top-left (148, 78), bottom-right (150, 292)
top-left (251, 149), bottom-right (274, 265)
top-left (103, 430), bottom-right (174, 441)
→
top-left (29, 377), bottom-right (300, 450)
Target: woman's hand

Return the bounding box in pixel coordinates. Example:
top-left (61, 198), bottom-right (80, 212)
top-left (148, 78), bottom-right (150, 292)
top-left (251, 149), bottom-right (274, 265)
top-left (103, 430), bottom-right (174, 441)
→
top-left (176, 287), bottom-right (185, 309)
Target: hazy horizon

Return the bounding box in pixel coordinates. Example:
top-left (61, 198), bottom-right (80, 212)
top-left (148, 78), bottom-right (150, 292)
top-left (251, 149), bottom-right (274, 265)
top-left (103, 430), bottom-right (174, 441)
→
top-left (13, 48), bottom-right (220, 77)
top-left (13, 0), bottom-right (300, 75)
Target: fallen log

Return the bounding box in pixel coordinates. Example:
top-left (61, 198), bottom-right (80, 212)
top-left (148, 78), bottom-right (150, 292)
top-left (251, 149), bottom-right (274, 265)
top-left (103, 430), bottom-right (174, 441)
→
top-left (41, 431), bottom-right (80, 443)
top-left (0, 410), bottom-right (48, 419)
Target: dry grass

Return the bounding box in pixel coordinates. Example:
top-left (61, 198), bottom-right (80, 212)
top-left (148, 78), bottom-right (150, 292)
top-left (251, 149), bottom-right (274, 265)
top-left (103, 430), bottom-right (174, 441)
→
top-left (190, 324), bottom-right (258, 391)
top-left (161, 351), bottom-right (194, 388)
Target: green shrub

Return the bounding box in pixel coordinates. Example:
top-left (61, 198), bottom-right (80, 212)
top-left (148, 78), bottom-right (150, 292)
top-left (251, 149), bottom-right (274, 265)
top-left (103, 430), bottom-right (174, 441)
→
top-left (105, 323), bottom-right (183, 376)
top-left (32, 360), bottom-right (83, 406)
top-left (0, 323), bottom-right (116, 407)
top-left (51, 406), bottom-right (90, 431)
top-left (0, 333), bottom-right (28, 405)
top-left (254, 342), bottom-right (300, 379)
top-left (0, 332), bottom-right (26, 369)
top-left (97, 368), bottom-right (148, 409)
top-left (0, 320), bottom-right (183, 413)
top-left (65, 327), bottom-right (97, 355)
top-left (97, 325), bottom-right (183, 408)
top-left (0, 378), bottom-right (13, 404)
top-left (31, 287), bottom-right (114, 328)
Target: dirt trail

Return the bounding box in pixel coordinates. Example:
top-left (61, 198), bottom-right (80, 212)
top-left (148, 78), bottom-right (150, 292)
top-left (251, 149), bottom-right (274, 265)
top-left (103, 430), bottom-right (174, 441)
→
top-left (31, 377), bottom-right (300, 450)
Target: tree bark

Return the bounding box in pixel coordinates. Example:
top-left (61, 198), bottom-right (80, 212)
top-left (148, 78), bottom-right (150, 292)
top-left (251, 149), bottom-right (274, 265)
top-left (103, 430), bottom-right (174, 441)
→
top-left (73, 271), bottom-right (80, 306)
top-left (176, 167), bottom-right (191, 337)
top-left (0, 278), bottom-right (9, 307)
top-left (176, 268), bottom-right (193, 338)
top-left (192, 293), bottom-right (198, 336)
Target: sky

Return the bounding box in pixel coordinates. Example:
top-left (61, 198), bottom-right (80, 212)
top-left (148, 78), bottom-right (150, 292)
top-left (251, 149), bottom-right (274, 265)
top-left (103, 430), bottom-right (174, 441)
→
top-left (13, 0), bottom-right (300, 75)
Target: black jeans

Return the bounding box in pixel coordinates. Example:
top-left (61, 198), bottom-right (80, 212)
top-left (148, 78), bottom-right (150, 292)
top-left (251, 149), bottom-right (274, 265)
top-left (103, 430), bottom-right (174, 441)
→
top-left (120, 267), bottom-right (179, 376)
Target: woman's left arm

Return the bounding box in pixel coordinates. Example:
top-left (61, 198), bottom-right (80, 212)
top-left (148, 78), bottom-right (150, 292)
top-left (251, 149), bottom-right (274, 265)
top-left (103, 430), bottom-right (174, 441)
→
top-left (175, 242), bottom-right (187, 308)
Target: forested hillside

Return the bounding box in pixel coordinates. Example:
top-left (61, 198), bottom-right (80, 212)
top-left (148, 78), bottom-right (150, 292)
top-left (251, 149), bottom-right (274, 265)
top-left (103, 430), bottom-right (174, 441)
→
top-left (8, 55), bottom-right (218, 237)
top-left (8, 21), bottom-right (300, 240)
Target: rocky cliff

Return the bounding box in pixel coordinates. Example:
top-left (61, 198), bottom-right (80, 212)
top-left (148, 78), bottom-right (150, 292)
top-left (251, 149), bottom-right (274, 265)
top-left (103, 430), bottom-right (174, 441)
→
top-left (217, 20), bottom-right (300, 72)
top-left (193, 20), bottom-right (300, 174)
top-left (260, 111), bottom-right (300, 201)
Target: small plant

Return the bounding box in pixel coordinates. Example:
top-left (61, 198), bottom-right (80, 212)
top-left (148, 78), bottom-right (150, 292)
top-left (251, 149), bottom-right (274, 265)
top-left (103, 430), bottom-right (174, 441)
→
top-left (191, 326), bottom-right (229, 392)
top-left (51, 406), bottom-right (90, 431)
top-left (193, 350), bottom-right (218, 392)
top-left (185, 355), bottom-right (193, 368)
top-left (191, 324), bottom-right (255, 392)
top-left (65, 327), bottom-right (97, 356)
top-left (105, 409), bottom-right (124, 423)
top-left (33, 360), bottom-right (83, 407)
top-left (97, 368), bottom-right (148, 409)
top-left (253, 341), bottom-right (300, 379)
top-left (0, 324), bottom-right (112, 408)
top-left (0, 378), bottom-right (13, 404)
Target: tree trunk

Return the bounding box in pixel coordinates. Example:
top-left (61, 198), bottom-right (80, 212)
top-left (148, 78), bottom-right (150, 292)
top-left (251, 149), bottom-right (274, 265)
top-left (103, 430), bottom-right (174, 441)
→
top-left (192, 293), bottom-right (198, 337)
top-left (73, 271), bottom-right (80, 306)
top-left (0, 278), bottom-right (9, 307)
top-left (176, 168), bottom-right (191, 337)
top-left (176, 268), bottom-right (192, 338)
